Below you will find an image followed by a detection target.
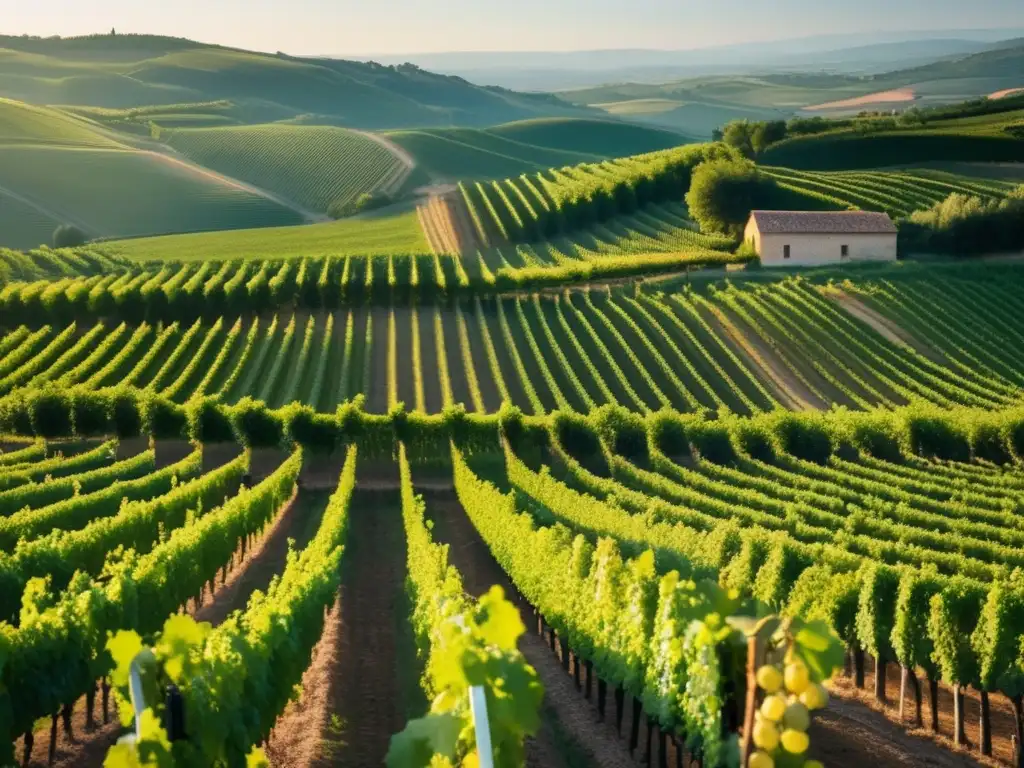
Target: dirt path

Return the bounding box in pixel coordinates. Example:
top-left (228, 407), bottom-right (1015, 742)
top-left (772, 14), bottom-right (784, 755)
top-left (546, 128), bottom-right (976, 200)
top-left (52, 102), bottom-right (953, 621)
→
top-left (698, 301), bottom-right (825, 410)
top-left (821, 660), bottom-right (1011, 768)
top-left (830, 288), bottom-right (943, 362)
top-left (811, 698), bottom-right (987, 768)
top-left (446, 190), bottom-right (485, 256)
top-left (192, 489), bottom-right (323, 626)
top-left (353, 131), bottom-right (416, 197)
top-left (275, 488), bottom-right (411, 767)
top-left (418, 194), bottom-right (461, 255)
top-left (423, 488), bottom-right (639, 768)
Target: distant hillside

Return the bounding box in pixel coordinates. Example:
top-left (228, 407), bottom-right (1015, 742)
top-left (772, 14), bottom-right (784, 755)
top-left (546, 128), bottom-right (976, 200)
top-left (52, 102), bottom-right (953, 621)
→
top-left (558, 42), bottom-right (1024, 136)
top-left (759, 101), bottom-right (1024, 170)
top-left (360, 29), bottom-right (1024, 90)
top-left (385, 118), bottom-right (689, 181)
top-left (0, 33), bottom-right (596, 129)
top-left (0, 97), bottom-right (301, 250)
top-left (164, 124), bottom-right (414, 213)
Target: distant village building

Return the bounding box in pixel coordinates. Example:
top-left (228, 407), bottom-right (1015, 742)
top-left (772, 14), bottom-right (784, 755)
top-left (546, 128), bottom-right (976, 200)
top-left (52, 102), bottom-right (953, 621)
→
top-left (744, 211), bottom-right (898, 268)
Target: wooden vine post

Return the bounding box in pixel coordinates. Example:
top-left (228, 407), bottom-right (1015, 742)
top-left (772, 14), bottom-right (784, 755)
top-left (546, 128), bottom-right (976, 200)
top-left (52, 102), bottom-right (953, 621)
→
top-left (738, 616), bottom-right (780, 767)
top-left (739, 632), bottom-right (760, 766)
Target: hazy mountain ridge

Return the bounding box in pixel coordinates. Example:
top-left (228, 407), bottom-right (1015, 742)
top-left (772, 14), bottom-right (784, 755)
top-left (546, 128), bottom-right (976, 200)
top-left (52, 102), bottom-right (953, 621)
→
top-left (352, 29), bottom-right (1024, 90)
top-left (0, 33), bottom-right (597, 129)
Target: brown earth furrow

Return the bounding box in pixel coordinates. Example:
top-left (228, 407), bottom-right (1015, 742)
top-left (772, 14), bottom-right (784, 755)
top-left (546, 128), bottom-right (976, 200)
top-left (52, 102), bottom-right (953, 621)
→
top-left (306, 487), bottom-right (409, 766)
top-left (830, 288), bottom-right (944, 362)
top-left (446, 190), bottom-right (484, 256)
top-left (191, 488), bottom-right (322, 627)
top-left (699, 300), bottom-right (825, 410)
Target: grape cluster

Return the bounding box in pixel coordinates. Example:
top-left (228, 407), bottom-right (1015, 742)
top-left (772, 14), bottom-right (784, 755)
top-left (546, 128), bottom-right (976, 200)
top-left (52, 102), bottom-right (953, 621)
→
top-left (749, 658), bottom-right (829, 768)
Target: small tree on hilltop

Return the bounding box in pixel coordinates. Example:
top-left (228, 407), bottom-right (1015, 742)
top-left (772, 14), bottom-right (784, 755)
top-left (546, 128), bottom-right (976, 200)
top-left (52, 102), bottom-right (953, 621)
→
top-left (52, 224), bottom-right (87, 248)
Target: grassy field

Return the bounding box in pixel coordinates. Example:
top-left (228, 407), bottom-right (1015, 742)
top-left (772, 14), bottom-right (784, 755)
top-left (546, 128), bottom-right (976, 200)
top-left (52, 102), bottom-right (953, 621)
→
top-left (103, 208), bottom-right (429, 261)
top-left (0, 98), bottom-right (305, 248)
top-left (165, 124), bottom-right (410, 211)
top-left (0, 97), bottom-right (123, 148)
top-left (0, 191), bottom-right (60, 251)
top-left (0, 145), bottom-right (302, 241)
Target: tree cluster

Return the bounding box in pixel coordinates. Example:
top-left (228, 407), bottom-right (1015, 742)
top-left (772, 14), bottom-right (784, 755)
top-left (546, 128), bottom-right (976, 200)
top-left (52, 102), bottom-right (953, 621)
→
top-left (900, 186), bottom-right (1024, 257)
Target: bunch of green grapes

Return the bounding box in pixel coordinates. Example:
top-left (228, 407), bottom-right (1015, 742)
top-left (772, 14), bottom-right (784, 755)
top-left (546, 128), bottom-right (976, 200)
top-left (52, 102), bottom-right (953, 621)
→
top-left (748, 654), bottom-right (829, 768)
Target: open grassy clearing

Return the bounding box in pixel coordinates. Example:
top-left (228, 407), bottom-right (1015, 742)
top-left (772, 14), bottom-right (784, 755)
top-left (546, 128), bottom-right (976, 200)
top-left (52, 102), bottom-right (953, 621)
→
top-left (102, 208), bottom-right (429, 261)
top-left (0, 146), bottom-right (302, 240)
top-left (0, 190), bottom-right (60, 251)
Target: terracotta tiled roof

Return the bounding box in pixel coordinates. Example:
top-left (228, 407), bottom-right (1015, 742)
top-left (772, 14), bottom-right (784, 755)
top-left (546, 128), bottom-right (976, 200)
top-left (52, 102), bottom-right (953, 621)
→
top-left (749, 210), bottom-right (897, 235)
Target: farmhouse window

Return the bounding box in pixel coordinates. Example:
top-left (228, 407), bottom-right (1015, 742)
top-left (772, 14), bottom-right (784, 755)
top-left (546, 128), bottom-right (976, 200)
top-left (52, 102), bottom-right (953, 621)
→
top-left (841, 244), bottom-right (849, 258)
top-left (783, 245), bottom-right (791, 259)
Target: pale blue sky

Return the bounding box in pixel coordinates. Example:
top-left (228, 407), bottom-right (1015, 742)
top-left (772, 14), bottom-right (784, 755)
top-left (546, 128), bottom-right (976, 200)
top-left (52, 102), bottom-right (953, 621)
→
top-left (8, 0), bottom-right (1024, 55)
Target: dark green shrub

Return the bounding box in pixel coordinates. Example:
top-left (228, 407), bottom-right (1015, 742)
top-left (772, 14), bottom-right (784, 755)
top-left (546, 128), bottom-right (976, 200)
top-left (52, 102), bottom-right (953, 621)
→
top-left (685, 158), bottom-right (779, 238)
top-left (553, 411), bottom-right (602, 465)
top-left (143, 394), bottom-right (187, 441)
top-left (685, 416), bottom-right (737, 465)
top-left (769, 412), bottom-right (833, 463)
top-left (70, 388), bottom-right (110, 436)
top-left (282, 403), bottom-right (338, 454)
top-left (590, 405), bottom-right (647, 462)
top-left (186, 397), bottom-right (235, 444)
top-left (229, 397), bottom-right (284, 449)
top-left (645, 409), bottom-right (689, 457)
top-left (110, 387), bottom-right (143, 439)
top-left (28, 387), bottom-right (73, 438)
top-left (727, 417), bottom-right (775, 462)
top-left (898, 408), bottom-right (970, 461)
top-left (53, 224), bottom-right (87, 248)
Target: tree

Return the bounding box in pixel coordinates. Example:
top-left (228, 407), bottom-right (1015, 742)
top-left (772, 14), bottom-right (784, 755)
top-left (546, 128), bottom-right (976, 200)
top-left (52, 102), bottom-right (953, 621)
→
top-left (751, 120), bottom-right (787, 154)
top-left (685, 159), bottom-right (778, 239)
top-left (721, 120), bottom-right (756, 158)
top-left (52, 224), bottom-right (87, 248)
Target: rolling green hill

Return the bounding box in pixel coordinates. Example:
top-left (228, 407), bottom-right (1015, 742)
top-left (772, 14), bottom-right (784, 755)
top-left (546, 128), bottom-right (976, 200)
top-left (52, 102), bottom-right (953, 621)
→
top-left (759, 106), bottom-right (1024, 169)
top-left (0, 98), bottom-right (302, 249)
top-left (0, 33), bottom-right (596, 130)
top-left (385, 118), bottom-right (688, 182)
top-left (164, 124), bottom-right (412, 212)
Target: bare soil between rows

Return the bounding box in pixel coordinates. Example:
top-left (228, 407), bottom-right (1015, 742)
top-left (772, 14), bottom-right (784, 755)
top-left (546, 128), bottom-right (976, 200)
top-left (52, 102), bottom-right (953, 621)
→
top-left (267, 487), bottom-right (412, 767)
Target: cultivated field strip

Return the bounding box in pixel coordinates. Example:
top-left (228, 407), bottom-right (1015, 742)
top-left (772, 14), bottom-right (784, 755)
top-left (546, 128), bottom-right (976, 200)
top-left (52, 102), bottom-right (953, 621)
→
top-left (4, 274), bottom-right (1024, 416)
top-left (166, 124), bottom-right (408, 212)
top-left (449, 406), bottom-right (1024, 766)
top-left (762, 166), bottom-right (1020, 219)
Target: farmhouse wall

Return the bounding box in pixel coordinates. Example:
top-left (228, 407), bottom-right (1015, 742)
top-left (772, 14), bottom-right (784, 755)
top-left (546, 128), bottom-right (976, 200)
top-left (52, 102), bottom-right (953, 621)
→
top-left (757, 232), bottom-right (897, 267)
